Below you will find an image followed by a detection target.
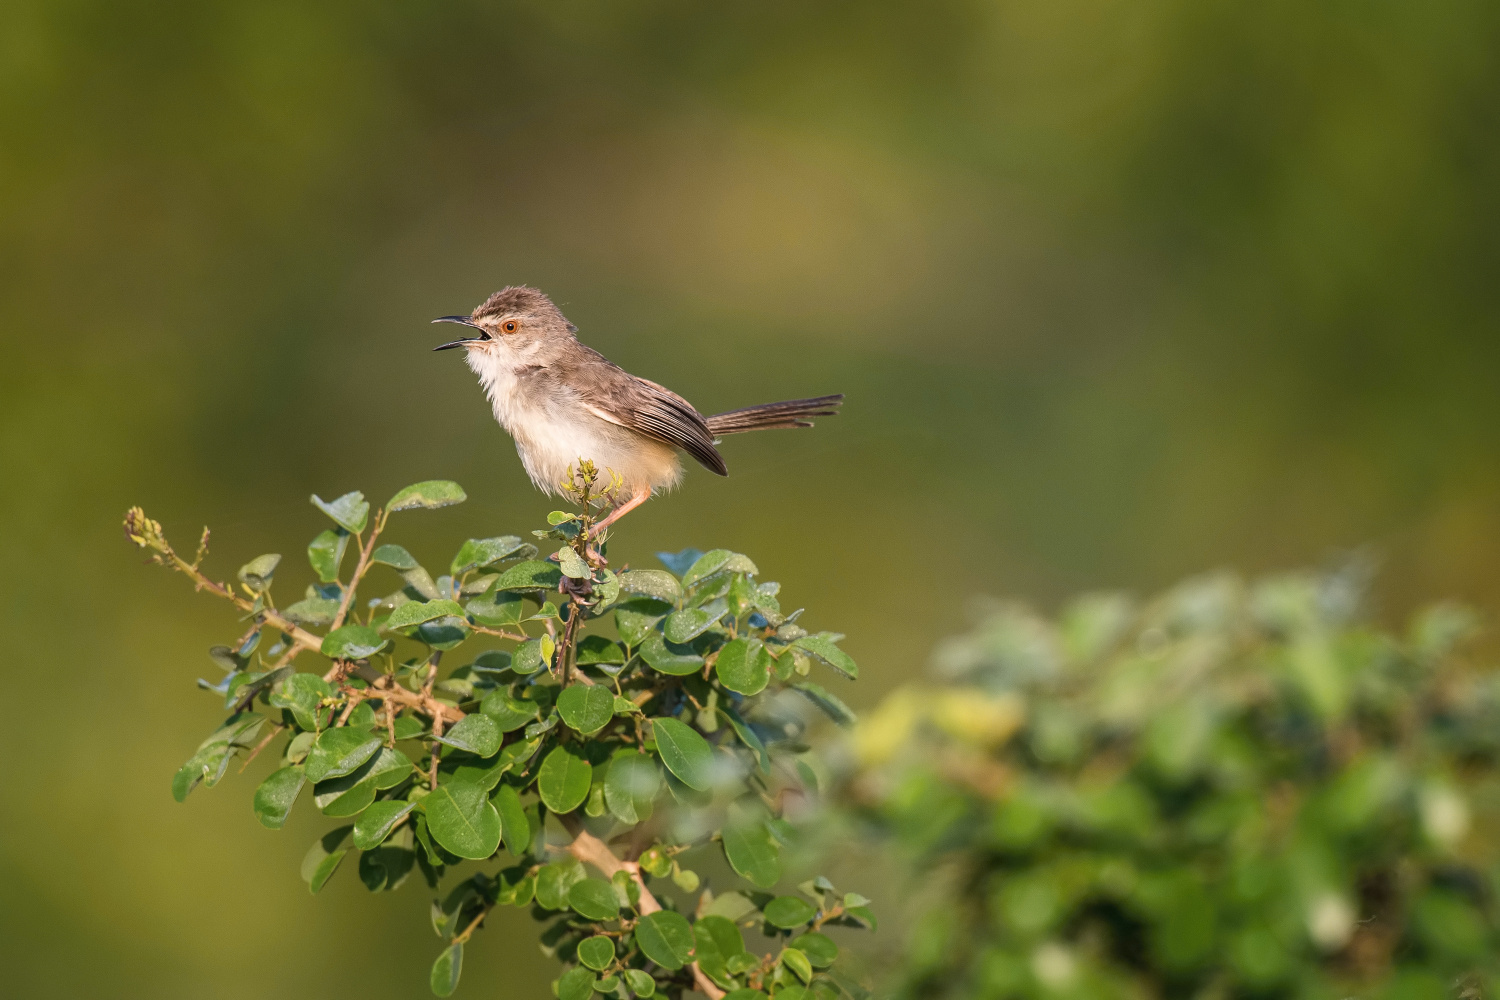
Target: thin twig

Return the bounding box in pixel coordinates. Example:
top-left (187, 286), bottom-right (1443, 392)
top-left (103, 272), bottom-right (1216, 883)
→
top-left (469, 624), bottom-right (529, 641)
top-left (452, 902), bottom-right (495, 946)
top-left (330, 508), bottom-right (389, 631)
top-left (238, 723), bottom-right (286, 773)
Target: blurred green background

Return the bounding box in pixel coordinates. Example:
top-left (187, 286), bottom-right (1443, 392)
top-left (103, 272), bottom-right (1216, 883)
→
top-left (3, 1), bottom-right (1499, 997)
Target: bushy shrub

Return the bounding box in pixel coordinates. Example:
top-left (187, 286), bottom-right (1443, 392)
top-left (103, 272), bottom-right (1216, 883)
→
top-left (124, 465), bottom-right (871, 999)
top-left (853, 565), bottom-right (1500, 1000)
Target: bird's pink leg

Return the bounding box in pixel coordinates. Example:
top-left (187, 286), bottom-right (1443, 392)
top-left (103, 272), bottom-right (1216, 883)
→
top-left (591, 485), bottom-right (651, 537)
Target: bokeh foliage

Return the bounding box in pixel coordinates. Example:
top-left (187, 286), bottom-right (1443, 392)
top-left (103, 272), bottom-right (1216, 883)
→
top-left (125, 471), bottom-right (870, 999)
top-left (8, 2), bottom-right (1500, 997)
top-left (855, 567), bottom-right (1500, 999)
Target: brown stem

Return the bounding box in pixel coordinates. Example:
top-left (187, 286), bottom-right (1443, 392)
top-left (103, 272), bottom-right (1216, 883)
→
top-left (559, 605), bottom-right (582, 685)
top-left (470, 624), bottom-right (529, 641)
top-left (238, 723), bottom-right (286, 773)
top-left (452, 903), bottom-right (494, 946)
top-left (330, 508), bottom-right (388, 632)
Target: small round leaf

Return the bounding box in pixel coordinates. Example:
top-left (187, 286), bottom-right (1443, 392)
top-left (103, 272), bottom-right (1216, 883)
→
top-left (569, 878), bottom-right (621, 921)
top-left (538, 746), bottom-right (593, 814)
top-left (764, 896), bottom-right (817, 929)
top-left (635, 910), bottom-right (696, 971)
top-left (558, 685), bottom-right (616, 736)
top-left (577, 935), bottom-right (615, 971)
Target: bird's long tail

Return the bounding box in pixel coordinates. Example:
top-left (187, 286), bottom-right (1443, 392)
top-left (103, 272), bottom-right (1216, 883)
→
top-left (705, 394), bottom-right (844, 436)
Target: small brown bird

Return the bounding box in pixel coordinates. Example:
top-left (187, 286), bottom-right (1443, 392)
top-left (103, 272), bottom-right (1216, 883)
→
top-left (434, 286), bottom-right (842, 531)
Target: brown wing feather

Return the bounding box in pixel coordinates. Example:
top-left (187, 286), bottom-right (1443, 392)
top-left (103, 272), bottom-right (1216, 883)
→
top-left (569, 346), bottom-right (728, 476)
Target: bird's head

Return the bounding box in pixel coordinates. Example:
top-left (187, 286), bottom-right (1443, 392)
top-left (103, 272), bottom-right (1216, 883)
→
top-left (432, 285), bottom-right (578, 356)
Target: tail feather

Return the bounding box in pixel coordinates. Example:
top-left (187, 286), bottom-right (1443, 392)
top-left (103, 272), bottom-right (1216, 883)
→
top-left (705, 394), bottom-right (843, 436)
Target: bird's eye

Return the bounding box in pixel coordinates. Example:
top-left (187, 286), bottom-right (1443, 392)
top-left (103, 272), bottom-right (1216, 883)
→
top-left (502, 320), bottom-right (519, 334)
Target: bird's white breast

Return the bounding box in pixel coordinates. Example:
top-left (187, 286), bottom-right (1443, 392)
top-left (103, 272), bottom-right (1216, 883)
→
top-left (466, 346), bottom-right (680, 496)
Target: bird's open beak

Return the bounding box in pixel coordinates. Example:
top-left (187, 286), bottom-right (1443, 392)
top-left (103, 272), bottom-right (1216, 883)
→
top-left (432, 316), bottom-right (485, 351)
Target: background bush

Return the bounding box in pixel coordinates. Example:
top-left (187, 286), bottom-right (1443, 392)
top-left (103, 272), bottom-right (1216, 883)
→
top-left (854, 564), bottom-right (1500, 1000)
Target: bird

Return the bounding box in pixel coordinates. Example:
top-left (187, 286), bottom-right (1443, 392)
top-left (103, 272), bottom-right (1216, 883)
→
top-left (433, 286), bottom-right (842, 533)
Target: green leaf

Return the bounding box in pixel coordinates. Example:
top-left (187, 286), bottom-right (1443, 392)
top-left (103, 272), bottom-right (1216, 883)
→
top-left (430, 943), bottom-right (463, 997)
top-left (312, 491), bottom-right (369, 533)
top-left (495, 865), bottom-right (536, 906)
top-left (792, 635), bottom-right (858, 679)
top-left (558, 685), bottom-right (616, 736)
top-left (372, 544), bottom-right (420, 570)
top-left (789, 932), bottom-right (838, 968)
top-left (471, 649), bottom-right (513, 675)
top-left (321, 625), bottom-right (387, 660)
top-left (605, 752), bottom-right (661, 825)
top-left (282, 596), bottom-right (341, 626)
top-left (449, 750), bottom-right (511, 791)
top-left (692, 924), bottom-right (730, 984)
top-left (716, 638), bottom-right (771, 696)
top-left (639, 634), bottom-right (704, 676)
top-left (792, 682), bottom-right (857, 727)
top-left (359, 826), bottom-right (416, 892)
top-left (223, 668), bottom-right (292, 711)
top-left (535, 859), bottom-right (586, 910)
top-left (619, 570), bottom-right (682, 604)
top-left (388, 480), bottom-right (467, 512)
top-left (723, 815), bottom-right (781, 888)
top-left (368, 746), bottom-right (414, 788)
top-left (681, 549), bottom-right (734, 588)
top-left (558, 545), bottom-right (591, 579)
top-left (764, 896), bottom-right (816, 928)
top-left (569, 877), bottom-right (622, 920)
top-left (720, 992), bottom-right (767, 1000)
top-left (578, 935), bottom-right (616, 971)
top-left (656, 548), bottom-right (704, 576)
top-left (304, 727), bottom-right (382, 783)
top-left (704, 891), bottom-right (760, 922)
top-left (512, 638), bottom-right (548, 675)
top-left (387, 599), bottom-right (468, 630)
top-left (556, 966), bottom-right (597, 1000)
top-left (301, 825), bottom-right (353, 893)
top-left (353, 799), bottom-right (415, 849)
top-left (314, 770), bottom-right (377, 817)
top-left (491, 559), bottom-right (562, 593)
top-left (780, 947), bottom-right (813, 984)
top-left (269, 672), bottom-right (333, 731)
top-left (466, 588), bottom-right (526, 628)
top-left (307, 528), bottom-right (349, 583)
top-left (493, 783), bottom-right (531, 856)
top-left (481, 690), bottom-right (539, 732)
top-left (450, 536), bottom-right (527, 576)
top-left (635, 910), bottom-right (696, 971)
top-left (424, 780), bottom-right (502, 859)
top-left (415, 617), bottom-right (471, 650)
top-left (652, 717), bottom-right (715, 791)
top-left (720, 705), bottom-right (771, 775)
top-left (393, 715), bottom-right (427, 741)
top-left (615, 598), bottom-right (672, 647)
top-left (434, 713), bottom-right (502, 757)
top-left (697, 915), bottom-right (747, 957)
top-left (253, 766), bottom-right (306, 829)
top-left (538, 746), bottom-right (593, 814)
top-left (623, 970), bottom-right (657, 997)
top-left (576, 635), bottom-right (626, 665)
top-left (237, 553), bottom-right (281, 592)
top-left (664, 608), bottom-right (720, 644)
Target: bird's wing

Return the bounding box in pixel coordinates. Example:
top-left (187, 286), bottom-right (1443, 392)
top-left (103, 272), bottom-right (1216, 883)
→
top-left (574, 359), bottom-right (727, 476)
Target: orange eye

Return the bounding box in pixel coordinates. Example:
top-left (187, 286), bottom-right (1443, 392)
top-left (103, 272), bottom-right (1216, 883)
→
top-left (502, 320), bottom-right (519, 334)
